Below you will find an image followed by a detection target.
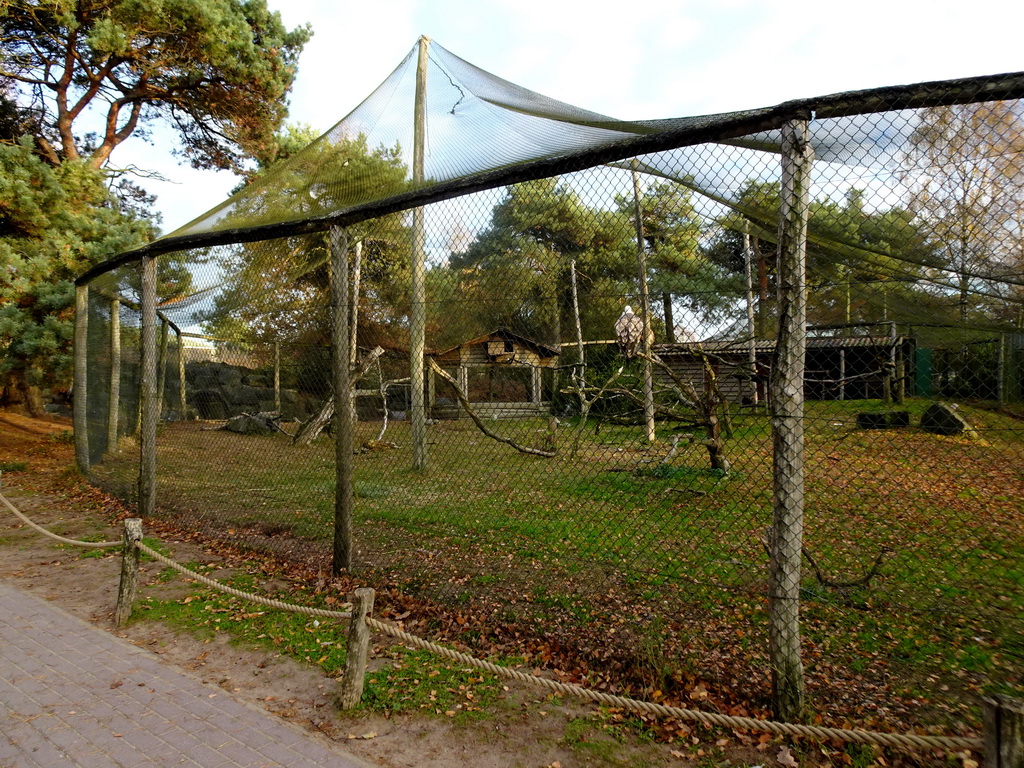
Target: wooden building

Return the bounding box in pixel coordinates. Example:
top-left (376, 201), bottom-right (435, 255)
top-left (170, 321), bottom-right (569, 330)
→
top-left (428, 330), bottom-right (560, 419)
top-left (652, 335), bottom-right (914, 404)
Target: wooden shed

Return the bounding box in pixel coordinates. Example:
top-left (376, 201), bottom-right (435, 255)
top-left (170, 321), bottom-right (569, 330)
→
top-left (428, 330), bottom-right (560, 419)
top-left (652, 335), bottom-right (914, 404)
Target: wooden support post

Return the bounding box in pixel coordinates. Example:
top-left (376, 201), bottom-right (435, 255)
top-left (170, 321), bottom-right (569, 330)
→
top-left (351, 240), bottom-right (363, 366)
top-left (743, 221), bottom-right (759, 405)
top-left (114, 518), bottom-right (144, 627)
top-left (273, 341), bottom-right (281, 413)
top-left (630, 160), bottom-right (656, 444)
top-left (997, 334), bottom-right (1007, 406)
top-left (427, 363), bottom-right (436, 419)
top-left (532, 366), bottom-right (542, 404)
top-left (177, 328), bottom-right (187, 419)
top-left (409, 36), bottom-right (430, 469)
top-left (156, 320), bottom-right (169, 421)
top-left (139, 256), bottom-right (158, 518)
top-left (107, 297), bottom-right (121, 452)
top-left (338, 587), bottom-right (375, 709)
top-left (74, 284), bottom-right (90, 473)
top-left (457, 365), bottom-right (468, 417)
top-left (768, 116), bottom-right (813, 722)
top-left (569, 259), bottom-right (585, 384)
top-left (985, 695), bottom-right (1024, 768)
top-left (330, 226), bottom-right (354, 574)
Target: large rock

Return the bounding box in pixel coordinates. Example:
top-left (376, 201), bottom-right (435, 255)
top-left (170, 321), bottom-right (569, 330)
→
top-left (921, 402), bottom-right (976, 437)
top-left (856, 411), bottom-right (910, 430)
top-left (192, 389), bottom-right (230, 420)
top-left (223, 412), bottom-right (283, 436)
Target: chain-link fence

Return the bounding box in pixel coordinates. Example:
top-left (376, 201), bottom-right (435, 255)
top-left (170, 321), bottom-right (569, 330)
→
top-left (75, 42), bottom-right (1023, 740)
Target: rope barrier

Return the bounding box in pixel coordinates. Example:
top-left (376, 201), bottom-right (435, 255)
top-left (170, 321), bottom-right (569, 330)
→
top-left (135, 542), bottom-right (353, 620)
top-left (364, 617), bottom-right (982, 752)
top-left (133, 542), bottom-right (983, 753)
top-left (4, 486), bottom-right (980, 755)
top-left (0, 489), bottom-right (120, 549)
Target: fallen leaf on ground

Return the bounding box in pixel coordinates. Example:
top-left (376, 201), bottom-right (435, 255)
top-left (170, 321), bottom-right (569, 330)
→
top-left (777, 745), bottom-right (799, 767)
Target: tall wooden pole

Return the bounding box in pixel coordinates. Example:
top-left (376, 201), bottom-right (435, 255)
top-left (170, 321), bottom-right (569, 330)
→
top-left (177, 328), bottom-right (187, 419)
top-left (156, 319), bottom-right (169, 421)
top-left (570, 259), bottom-right (585, 386)
top-left (139, 256), bottom-right (159, 518)
top-left (351, 240), bottom-right (363, 366)
top-left (743, 221), bottom-right (759, 405)
top-left (998, 333), bottom-right (1007, 405)
top-left (410, 36), bottom-right (430, 469)
top-left (73, 284), bottom-right (90, 473)
top-left (630, 161), bottom-right (656, 443)
top-left (331, 226), bottom-right (354, 574)
top-left (273, 341), bottom-right (281, 413)
top-left (768, 116), bottom-right (813, 722)
top-left (107, 298), bottom-right (121, 451)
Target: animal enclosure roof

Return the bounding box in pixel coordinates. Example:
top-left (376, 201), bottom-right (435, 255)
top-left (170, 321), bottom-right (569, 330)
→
top-left (429, 329), bottom-right (561, 360)
top-left (77, 37), bottom-right (1024, 284)
top-left (653, 336), bottom-right (911, 357)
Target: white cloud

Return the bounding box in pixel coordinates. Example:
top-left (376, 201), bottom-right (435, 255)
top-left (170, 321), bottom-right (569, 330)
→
top-left (123, 0), bottom-right (1024, 230)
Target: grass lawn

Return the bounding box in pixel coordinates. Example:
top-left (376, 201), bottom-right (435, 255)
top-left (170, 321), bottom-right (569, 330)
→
top-left (89, 397), bottom-right (1024, 731)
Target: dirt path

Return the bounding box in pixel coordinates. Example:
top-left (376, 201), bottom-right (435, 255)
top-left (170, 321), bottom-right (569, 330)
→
top-left (2, 410), bottom-right (792, 768)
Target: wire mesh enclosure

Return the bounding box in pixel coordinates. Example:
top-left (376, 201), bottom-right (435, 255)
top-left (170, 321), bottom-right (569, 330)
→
top-left (76, 39), bottom-right (1023, 739)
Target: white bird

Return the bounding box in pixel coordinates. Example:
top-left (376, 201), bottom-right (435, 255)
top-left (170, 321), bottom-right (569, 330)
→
top-left (615, 305), bottom-right (645, 360)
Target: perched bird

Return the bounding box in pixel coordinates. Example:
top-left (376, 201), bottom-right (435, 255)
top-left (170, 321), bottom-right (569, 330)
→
top-left (615, 305), bottom-right (645, 360)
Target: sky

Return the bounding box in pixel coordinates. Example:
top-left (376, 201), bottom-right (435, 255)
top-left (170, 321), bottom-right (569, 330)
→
top-left (111, 0), bottom-right (1024, 235)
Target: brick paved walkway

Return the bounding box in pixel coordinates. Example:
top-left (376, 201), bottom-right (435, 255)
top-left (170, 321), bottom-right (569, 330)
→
top-left (0, 582), bottom-right (377, 767)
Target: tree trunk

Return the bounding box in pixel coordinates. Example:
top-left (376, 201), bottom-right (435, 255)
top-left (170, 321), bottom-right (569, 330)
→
top-left (19, 375), bottom-right (46, 419)
top-left (662, 292), bottom-right (676, 343)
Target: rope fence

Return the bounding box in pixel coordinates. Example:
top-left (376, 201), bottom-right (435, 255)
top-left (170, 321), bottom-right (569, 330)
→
top-left (362, 615), bottom-right (981, 752)
top-left (125, 524), bottom-right (991, 752)
top-left (0, 493), bottom-right (1006, 756)
top-left (0, 488), bottom-right (120, 549)
top-left (135, 541), bottom-right (353, 620)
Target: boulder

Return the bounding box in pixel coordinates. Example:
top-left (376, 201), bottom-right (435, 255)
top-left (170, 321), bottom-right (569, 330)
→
top-left (223, 412), bottom-right (283, 436)
top-left (192, 389), bottom-right (230, 420)
top-left (921, 402), bottom-right (976, 437)
top-left (856, 411), bottom-right (910, 429)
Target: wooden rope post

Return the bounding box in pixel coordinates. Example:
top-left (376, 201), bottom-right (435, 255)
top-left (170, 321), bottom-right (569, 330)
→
top-left (114, 518), bottom-right (144, 627)
top-left (985, 695), bottom-right (1024, 768)
top-left (338, 587), bottom-right (375, 708)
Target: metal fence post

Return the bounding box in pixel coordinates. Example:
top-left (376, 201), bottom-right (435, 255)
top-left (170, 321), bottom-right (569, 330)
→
top-left (768, 115), bottom-right (813, 722)
top-left (339, 587), bottom-right (375, 708)
top-left (115, 518), bottom-right (144, 627)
